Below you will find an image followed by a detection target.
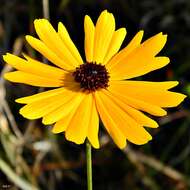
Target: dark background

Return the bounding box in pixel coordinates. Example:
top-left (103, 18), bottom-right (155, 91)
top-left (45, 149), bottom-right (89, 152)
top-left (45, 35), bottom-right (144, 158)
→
top-left (0, 0), bottom-right (189, 189)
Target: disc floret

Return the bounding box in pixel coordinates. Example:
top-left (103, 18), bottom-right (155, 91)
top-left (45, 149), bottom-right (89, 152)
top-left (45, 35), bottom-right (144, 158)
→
top-left (73, 63), bottom-right (110, 91)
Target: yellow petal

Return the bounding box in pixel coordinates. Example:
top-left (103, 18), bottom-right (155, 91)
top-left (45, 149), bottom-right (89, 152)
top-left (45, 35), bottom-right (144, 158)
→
top-left (42, 92), bottom-right (85, 125)
top-left (34, 19), bottom-right (80, 69)
top-left (52, 93), bottom-right (98, 137)
top-left (16, 87), bottom-right (69, 104)
top-left (84, 15), bottom-right (95, 63)
top-left (103, 28), bottom-right (127, 64)
top-left (65, 94), bottom-right (93, 144)
top-left (109, 81), bottom-right (186, 108)
top-left (109, 56), bottom-right (170, 80)
top-left (126, 90), bottom-right (186, 108)
top-left (108, 32), bottom-right (168, 80)
top-left (141, 32), bottom-right (167, 57)
top-left (109, 80), bottom-right (179, 92)
top-left (52, 103), bottom-right (79, 134)
top-left (3, 53), bottom-right (70, 80)
top-left (95, 91), bottom-right (126, 149)
top-left (4, 71), bottom-right (63, 87)
top-left (107, 30), bottom-right (144, 69)
top-left (26, 35), bottom-right (72, 70)
top-left (104, 90), bottom-right (158, 128)
top-left (96, 90), bottom-right (152, 147)
top-left (52, 114), bottom-right (74, 134)
top-left (98, 90), bottom-right (152, 143)
top-left (58, 22), bottom-right (83, 64)
top-left (93, 10), bottom-right (115, 63)
top-left (87, 94), bottom-right (100, 148)
top-left (109, 90), bottom-right (167, 116)
top-left (19, 89), bottom-right (75, 119)
top-left (122, 105), bottom-right (158, 128)
top-left (123, 30), bottom-right (144, 55)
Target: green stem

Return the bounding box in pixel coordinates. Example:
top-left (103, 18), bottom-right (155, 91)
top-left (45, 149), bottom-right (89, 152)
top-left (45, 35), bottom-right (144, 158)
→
top-left (86, 140), bottom-right (93, 190)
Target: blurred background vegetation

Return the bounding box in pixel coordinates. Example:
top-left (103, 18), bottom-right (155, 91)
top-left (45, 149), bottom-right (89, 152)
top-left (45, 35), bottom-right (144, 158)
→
top-left (0, 0), bottom-right (190, 189)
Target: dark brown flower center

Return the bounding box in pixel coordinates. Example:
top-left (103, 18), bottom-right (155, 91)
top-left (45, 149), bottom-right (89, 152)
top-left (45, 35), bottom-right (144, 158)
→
top-left (73, 62), bottom-right (110, 91)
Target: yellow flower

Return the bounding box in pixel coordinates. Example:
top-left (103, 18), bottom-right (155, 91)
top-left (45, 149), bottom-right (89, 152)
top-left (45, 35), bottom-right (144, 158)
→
top-left (3, 10), bottom-right (186, 149)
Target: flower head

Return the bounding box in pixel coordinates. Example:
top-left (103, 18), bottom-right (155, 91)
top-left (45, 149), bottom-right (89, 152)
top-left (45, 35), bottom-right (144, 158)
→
top-left (3, 10), bottom-right (186, 149)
